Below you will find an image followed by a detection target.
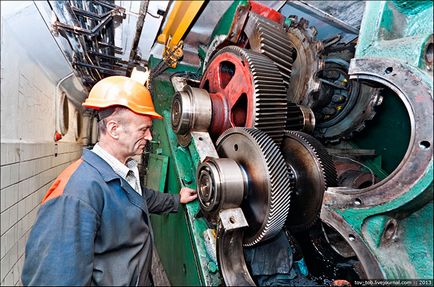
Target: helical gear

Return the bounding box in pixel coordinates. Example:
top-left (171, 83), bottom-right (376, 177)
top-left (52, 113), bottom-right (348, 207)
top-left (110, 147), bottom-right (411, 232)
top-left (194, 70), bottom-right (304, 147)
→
top-left (201, 46), bottom-right (288, 144)
top-left (281, 130), bottom-right (337, 231)
top-left (244, 12), bottom-right (295, 88)
top-left (216, 127), bottom-right (295, 246)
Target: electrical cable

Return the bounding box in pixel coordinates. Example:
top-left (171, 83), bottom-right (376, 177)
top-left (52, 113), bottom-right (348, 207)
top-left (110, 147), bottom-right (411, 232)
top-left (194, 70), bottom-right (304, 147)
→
top-left (333, 154), bottom-right (376, 186)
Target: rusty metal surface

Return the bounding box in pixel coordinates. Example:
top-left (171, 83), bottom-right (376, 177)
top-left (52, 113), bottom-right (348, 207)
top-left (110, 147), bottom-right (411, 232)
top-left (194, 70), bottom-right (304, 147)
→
top-left (200, 46), bottom-right (287, 143)
top-left (285, 18), bottom-right (324, 107)
top-left (320, 207), bottom-right (384, 279)
top-left (324, 57), bottom-right (433, 208)
top-left (216, 209), bottom-right (255, 286)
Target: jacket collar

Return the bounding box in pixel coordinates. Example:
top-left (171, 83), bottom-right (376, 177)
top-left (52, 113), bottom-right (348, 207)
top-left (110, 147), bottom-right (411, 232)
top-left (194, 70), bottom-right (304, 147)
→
top-left (81, 148), bottom-right (120, 182)
top-left (81, 149), bottom-right (148, 213)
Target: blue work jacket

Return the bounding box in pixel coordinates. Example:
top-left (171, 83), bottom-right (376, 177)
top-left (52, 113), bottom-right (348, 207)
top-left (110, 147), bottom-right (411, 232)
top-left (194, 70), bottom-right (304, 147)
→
top-left (22, 149), bottom-right (179, 286)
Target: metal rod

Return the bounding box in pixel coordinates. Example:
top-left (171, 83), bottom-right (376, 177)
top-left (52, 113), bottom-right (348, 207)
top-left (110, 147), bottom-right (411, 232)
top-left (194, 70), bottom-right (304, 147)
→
top-left (88, 51), bottom-right (129, 64)
top-left (54, 13), bottom-right (113, 37)
top-left (129, 0), bottom-right (149, 62)
top-left (71, 6), bottom-right (111, 20)
top-left (73, 61), bottom-right (124, 74)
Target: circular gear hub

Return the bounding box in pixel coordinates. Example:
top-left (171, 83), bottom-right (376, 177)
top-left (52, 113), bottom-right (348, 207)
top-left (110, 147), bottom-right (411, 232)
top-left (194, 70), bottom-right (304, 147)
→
top-left (196, 157), bottom-right (246, 216)
top-left (200, 46), bottom-right (288, 144)
top-left (281, 131), bottom-right (337, 231)
top-left (171, 85), bottom-right (212, 146)
top-left (216, 127), bottom-right (294, 246)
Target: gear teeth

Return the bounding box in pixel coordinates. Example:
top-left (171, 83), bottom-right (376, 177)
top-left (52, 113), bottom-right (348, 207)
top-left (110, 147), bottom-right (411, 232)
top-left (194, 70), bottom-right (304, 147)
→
top-left (286, 103), bottom-right (305, 131)
top-left (248, 13), bottom-right (294, 88)
top-left (211, 46), bottom-right (288, 144)
top-left (216, 127), bottom-right (295, 246)
top-left (282, 131), bottom-right (337, 231)
top-left (285, 18), bottom-right (324, 106)
top-left (286, 131), bottom-right (337, 189)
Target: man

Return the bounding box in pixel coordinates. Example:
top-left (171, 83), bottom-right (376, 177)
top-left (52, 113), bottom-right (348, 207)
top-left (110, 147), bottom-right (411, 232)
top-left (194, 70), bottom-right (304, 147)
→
top-left (22, 76), bottom-right (197, 286)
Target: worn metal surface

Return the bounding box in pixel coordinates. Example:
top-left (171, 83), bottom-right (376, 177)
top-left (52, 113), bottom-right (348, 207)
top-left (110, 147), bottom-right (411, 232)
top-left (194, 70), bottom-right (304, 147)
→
top-left (216, 208), bottom-right (255, 286)
top-left (281, 131), bottom-right (336, 231)
top-left (285, 17), bottom-right (324, 107)
top-left (321, 57), bottom-right (433, 279)
top-left (216, 128), bottom-right (293, 246)
top-left (148, 77), bottom-right (222, 286)
top-left (200, 46), bottom-right (288, 143)
top-left (355, 1), bottom-right (433, 71)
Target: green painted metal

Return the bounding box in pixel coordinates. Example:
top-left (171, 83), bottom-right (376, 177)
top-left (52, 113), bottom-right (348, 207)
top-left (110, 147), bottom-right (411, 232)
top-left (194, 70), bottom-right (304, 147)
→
top-left (392, 0), bottom-right (433, 15)
top-left (147, 77), bottom-right (222, 286)
top-left (146, 154), bottom-right (169, 192)
top-left (352, 89), bottom-right (411, 174)
top-left (209, 0), bottom-right (248, 40)
top-left (355, 1), bottom-right (433, 71)
top-left (327, 0), bottom-right (433, 280)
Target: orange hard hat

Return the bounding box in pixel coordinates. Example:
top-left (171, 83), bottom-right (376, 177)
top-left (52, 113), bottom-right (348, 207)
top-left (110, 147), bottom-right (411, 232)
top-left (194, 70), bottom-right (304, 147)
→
top-left (83, 76), bottom-right (163, 119)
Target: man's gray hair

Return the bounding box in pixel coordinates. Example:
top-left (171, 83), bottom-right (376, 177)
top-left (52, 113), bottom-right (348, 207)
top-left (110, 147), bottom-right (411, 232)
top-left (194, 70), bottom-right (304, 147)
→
top-left (97, 106), bottom-right (130, 134)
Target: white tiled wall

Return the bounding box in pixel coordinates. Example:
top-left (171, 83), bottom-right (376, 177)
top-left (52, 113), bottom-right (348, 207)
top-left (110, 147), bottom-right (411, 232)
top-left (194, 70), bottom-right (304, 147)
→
top-left (0, 142), bottom-right (82, 286)
top-left (1, 3), bottom-right (86, 285)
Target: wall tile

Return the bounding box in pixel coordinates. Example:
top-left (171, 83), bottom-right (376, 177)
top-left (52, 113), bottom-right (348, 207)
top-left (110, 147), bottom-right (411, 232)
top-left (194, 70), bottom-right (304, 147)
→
top-left (1, 184), bottom-right (18, 212)
top-left (10, 163), bottom-right (20, 186)
top-left (1, 143), bottom-right (20, 166)
top-left (1, 209), bottom-right (10, 236)
top-left (0, 189), bottom-right (6, 215)
top-left (1, 252), bottom-right (10, 281)
top-left (1, 165), bottom-right (11, 189)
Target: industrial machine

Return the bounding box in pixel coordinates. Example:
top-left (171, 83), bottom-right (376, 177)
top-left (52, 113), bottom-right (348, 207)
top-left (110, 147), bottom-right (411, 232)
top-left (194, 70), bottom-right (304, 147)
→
top-left (147, 1), bottom-right (433, 285)
top-left (42, 0), bottom-right (433, 285)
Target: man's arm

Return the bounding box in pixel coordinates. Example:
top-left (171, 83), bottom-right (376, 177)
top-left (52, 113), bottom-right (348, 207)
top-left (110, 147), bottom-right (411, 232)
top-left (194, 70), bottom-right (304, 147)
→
top-left (21, 195), bottom-right (99, 286)
top-left (144, 187), bottom-right (197, 214)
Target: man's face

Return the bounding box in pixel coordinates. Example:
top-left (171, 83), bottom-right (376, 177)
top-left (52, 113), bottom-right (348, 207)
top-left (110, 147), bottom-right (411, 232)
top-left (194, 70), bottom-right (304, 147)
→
top-left (118, 110), bottom-right (153, 157)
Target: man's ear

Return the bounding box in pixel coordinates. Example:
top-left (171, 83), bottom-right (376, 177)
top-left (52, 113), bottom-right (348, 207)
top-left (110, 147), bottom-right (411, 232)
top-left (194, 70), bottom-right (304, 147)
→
top-left (106, 120), bottom-right (120, 139)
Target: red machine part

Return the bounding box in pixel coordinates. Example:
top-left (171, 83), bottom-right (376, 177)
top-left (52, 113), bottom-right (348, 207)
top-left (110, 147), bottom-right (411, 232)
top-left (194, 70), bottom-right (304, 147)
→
top-left (250, 1), bottom-right (284, 24)
top-left (200, 51), bottom-right (254, 137)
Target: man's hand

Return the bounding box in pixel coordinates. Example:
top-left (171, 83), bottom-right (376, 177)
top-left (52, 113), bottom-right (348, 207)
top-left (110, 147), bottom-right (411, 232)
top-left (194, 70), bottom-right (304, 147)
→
top-left (179, 187), bottom-right (197, 204)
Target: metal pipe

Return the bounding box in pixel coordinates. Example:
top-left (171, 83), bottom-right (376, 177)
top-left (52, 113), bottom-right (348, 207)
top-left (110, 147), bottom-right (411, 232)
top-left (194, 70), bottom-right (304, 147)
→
top-left (73, 61), bottom-right (124, 74)
top-left (54, 13), bottom-right (113, 36)
top-left (129, 0), bottom-right (149, 62)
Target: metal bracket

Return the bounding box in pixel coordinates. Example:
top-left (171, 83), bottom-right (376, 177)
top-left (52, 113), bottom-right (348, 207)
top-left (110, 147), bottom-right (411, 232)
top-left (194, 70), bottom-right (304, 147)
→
top-left (217, 208), bottom-right (255, 286)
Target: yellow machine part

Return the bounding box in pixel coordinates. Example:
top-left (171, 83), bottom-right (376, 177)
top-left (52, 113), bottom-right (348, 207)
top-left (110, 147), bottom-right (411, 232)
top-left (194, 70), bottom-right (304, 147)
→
top-left (157, 1), bottom-right (204, 48)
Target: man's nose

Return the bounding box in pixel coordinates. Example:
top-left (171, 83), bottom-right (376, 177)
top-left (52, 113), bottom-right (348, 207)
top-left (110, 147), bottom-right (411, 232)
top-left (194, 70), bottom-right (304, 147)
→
top-left (145, 130), bottom-right (152, 141)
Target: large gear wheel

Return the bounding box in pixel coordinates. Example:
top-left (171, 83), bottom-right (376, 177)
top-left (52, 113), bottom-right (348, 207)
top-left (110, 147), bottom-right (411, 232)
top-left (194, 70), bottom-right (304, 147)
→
top-left (216, 127), bottom-right (294, 246)
top-left (200, 46), bottom-right (288, 143)
top-left (281, 131), bottom-right (337, 231)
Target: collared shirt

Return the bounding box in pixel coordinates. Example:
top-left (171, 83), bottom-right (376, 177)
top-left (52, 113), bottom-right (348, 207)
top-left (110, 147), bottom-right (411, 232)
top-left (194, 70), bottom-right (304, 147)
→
top-left (92, 143), bottom-right (142, 195)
